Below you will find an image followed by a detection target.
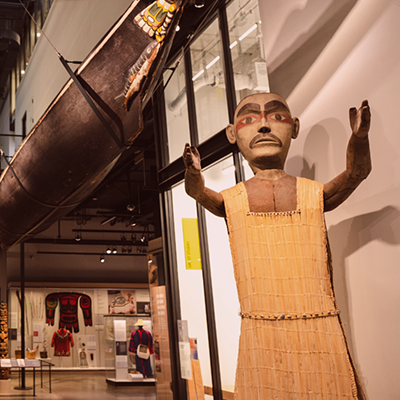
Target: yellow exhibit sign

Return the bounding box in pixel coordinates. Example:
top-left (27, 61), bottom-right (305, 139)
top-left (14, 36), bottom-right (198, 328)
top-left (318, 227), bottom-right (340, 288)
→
top-left (182, 218), bottom-right (202, 270)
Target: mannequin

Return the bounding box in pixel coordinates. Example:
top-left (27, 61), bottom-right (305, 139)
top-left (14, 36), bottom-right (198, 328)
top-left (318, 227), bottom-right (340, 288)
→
top-left (51, 328), bottom-right (74, 357)
top-left (129, 319), bottom-right (153, 377)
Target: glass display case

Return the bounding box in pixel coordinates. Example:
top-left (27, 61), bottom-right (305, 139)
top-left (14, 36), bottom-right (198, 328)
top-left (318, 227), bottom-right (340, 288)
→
top-left (104, 315), bottom-right (155, 385)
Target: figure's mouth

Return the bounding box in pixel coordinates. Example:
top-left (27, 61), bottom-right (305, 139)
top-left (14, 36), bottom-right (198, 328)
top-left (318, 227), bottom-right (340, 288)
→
top-left (250, 133), bottom-right (282, 148)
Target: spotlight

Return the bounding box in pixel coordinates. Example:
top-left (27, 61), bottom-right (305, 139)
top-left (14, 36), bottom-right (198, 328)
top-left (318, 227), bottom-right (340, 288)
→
top-left (176, 25), bottom-right (180, 32)
top-left (195, 0), bottom-right (205, 8)
top-left (112, 247), bottom-right (117, 254)
top-left (75, 233), bottom-right (81, 242)
top-left (106, 247), bottom-right (112, 254)
top-left (127, 246), bottom-right (132, 253)
top-left (127, 204), bottom-right (135, 212)
top-left (141, 235), bottom-right (146, 243)
top-left (100, 256), bottom-right (105, 263)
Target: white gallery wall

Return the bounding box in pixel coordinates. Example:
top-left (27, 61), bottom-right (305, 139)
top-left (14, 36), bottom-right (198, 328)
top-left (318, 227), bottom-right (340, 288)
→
top-left (259, 0), bottom-right (400, 398)
top-left (0, 0), bottom-right (133, 160)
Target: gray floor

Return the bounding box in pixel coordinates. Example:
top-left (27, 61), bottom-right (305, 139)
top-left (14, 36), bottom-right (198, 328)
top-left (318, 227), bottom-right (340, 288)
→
top-left (1, 371), bottom-right (157, 399)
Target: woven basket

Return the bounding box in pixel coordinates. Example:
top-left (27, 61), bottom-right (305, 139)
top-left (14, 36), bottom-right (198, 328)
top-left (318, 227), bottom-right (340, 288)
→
top-left (26, 350), bottom-right (36, 359)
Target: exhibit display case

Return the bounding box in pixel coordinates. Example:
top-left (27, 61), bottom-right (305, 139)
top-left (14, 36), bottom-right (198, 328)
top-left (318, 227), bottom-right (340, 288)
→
top-left (104, 315), bottom-right (155, 385)
top-left (8, 287), bottom-right (151, 370)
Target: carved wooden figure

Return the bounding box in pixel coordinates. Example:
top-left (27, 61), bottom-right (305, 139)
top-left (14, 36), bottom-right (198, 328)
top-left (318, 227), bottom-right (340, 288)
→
top-left (183, 93), bottom-right (371, 399)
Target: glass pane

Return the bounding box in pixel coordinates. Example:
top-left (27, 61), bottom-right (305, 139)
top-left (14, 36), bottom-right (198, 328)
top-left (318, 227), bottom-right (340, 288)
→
top-left (164, 63), bottom-right (190, 162)
top-left (227, 0), bottom-right (269, 102)
top-left (190, 19), bottom-right (229, 143)
top-left (171, 183), bottom-right (212, 388)
top-left (202, 156), bottom-right (240, 389)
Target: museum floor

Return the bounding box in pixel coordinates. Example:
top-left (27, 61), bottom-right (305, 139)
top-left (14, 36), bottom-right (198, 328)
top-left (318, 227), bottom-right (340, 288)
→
top-left (2, 370), bottom-right (157, 399)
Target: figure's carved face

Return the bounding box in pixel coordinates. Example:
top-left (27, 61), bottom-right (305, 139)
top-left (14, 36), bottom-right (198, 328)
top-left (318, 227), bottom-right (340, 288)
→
top-left (226, 93), bottom-right (299, 171)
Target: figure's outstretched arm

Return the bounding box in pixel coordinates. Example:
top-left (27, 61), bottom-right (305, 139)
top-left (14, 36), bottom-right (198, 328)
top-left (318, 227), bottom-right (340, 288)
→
top-left (183, 143), bottom-right (226, 218)
top-left (324, 100), bottom-right (371, 212)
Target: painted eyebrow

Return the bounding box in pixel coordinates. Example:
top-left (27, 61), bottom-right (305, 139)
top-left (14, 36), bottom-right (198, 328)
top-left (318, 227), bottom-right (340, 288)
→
top-left (236, 103), bottom-right (261, 117)
top-left (264, 100), bottom-right (290, 113)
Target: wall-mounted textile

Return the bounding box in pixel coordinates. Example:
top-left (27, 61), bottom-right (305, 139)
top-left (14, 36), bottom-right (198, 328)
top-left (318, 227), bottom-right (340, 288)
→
top-left (51, 328), bottom-right (74, 357)
top-left (46, 293), bottom-right (92, 333)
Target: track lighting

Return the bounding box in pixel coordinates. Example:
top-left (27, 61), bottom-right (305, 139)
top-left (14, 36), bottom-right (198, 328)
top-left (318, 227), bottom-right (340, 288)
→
top-left (75, 233), bottom-right (81, 242)
top-left (101, 216), bottom-right (116, 226)
top-left (112, 247), bottom-right (117, 254)
top-left (100, 256), bottom-right (105, 263)
top-left (106, 247), bottom-right (112, 254)
top-left (141, 234), bottom-right (146, 243)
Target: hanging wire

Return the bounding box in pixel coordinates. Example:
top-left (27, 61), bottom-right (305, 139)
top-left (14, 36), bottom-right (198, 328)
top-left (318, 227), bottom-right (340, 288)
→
top-left (0, 149), bottom-right (81, 209)
top-left (18, 0), bottom-right (61, 58)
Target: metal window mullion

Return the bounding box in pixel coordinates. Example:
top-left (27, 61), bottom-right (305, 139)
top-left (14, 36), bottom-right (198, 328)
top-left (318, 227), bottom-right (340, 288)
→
top-left (218, 6), bottom-right (236, 122)
top-left (183, 50), bottom-right (199, 146)
top-left (152, 83), bottom-right (169, 169)
top-left (218, 5), bottom-right (244, 184)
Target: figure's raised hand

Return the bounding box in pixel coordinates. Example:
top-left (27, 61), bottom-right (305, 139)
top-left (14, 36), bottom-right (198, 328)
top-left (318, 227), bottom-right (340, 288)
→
top-left (183, 143), bottom-right (201, 173)
top-left (349, 100), bottom-right (370, 139)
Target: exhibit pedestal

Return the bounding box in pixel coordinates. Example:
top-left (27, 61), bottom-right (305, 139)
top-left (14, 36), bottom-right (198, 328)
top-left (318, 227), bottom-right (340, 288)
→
top-left (106, 377), bottom-right (155, 386)
top-left (0, 379), bottom-right (11, 394)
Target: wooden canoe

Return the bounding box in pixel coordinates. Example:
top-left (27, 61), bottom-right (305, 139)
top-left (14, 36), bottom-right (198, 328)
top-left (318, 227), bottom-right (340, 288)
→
top-left (0, 0), bottom-right (184, 249)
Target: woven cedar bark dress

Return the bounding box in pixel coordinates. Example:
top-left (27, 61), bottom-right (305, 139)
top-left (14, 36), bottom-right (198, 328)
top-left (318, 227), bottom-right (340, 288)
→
top-left (221, 177), bottom-right (365, 399)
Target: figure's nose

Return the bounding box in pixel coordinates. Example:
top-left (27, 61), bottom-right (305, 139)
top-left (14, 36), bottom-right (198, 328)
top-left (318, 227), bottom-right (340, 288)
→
top-left (258, 113), bottom-right (271, 133)
top-left (258, 126), bottom-right (271, 134)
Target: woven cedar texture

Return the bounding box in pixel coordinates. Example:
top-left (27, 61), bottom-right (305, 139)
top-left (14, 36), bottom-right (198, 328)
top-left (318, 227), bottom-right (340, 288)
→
top-left (221, 178), bottom-right (365, 400)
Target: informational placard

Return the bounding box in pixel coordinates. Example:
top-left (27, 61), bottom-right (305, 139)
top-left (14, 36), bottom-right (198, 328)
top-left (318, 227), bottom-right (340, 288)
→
top-left (116, 355), bottom-right (128, 368)
top-left (95, 314), bottom-right (104, 331)
top-left (33, 323), bottom-right (42, 343)
top-left (0, 359), bottom-right (11, 368)
top-left (182, 218), bottom-right (202, 270)
top-left (96, 290), bottom-right (108, 315)
top-left (25, 359), bottom-right (40, 368)
top-left (10, 312), bottom-right (17, 329)
top-left (114, 320), bottom-right (126, 341)
top-left (87, 335), bottom-right (96, 350)
top-left (16, 359), bottom-right (25, 368)
top-left (136, 289), bottom-right (151, 314)
top-left (177, 320), bottom-right (192, 380)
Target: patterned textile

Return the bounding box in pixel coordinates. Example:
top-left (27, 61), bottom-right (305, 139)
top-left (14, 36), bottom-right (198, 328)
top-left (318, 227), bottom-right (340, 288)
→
top-left (51, 328), bottom-right (74, 357)
top-left (45, 292), bottom-right (92, 333)
top-left (221, 177), bottom-right (365, 400)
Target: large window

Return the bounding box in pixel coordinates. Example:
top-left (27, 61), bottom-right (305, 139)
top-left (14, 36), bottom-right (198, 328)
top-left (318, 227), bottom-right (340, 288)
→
top-left (164, 63), bottom-right (191, 162)
top-left (190, 18), bottom-right (229, 143)
top-left (227, 0), bottom-right (269, 102)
